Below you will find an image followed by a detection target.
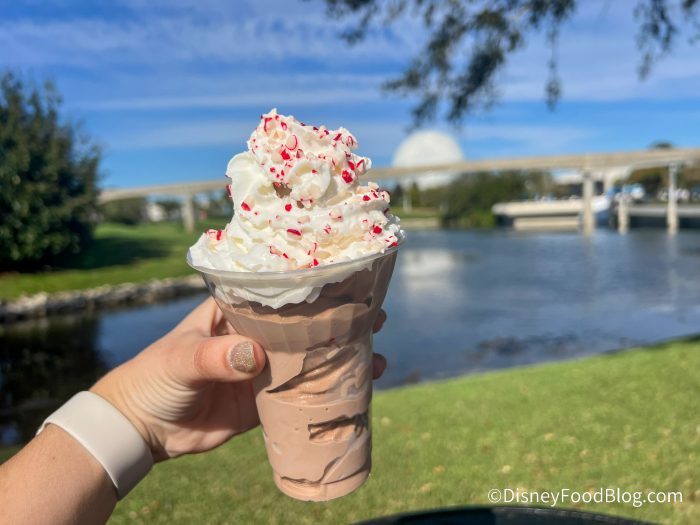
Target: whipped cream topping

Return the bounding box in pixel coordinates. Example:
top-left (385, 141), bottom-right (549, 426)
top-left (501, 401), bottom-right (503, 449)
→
top-left (189, 109), bottom-right (402, 273)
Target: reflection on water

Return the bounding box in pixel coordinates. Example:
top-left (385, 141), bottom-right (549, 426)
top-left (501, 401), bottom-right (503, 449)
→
top-left (0, 315), bottom-right (107, 444)
top-left (3, 229), bottom-right (700, 444)
top-left (0, 295), bottom-right (208, 445)
top-left (375, 229), bottom-right (700, 387)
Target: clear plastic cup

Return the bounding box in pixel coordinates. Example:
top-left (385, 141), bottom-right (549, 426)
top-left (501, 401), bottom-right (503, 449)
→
top-left (188, 238), bottom-right (402, 501)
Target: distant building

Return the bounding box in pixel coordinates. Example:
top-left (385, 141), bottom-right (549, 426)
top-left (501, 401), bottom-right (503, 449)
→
top-left (145, 201), bottom-right (166, 222)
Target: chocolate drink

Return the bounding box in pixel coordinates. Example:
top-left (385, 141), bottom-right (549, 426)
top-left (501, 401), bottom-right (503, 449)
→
top-left (201, 250), bottom-right (397, 501)
top-left (188, 109), bottom-right (405, 500)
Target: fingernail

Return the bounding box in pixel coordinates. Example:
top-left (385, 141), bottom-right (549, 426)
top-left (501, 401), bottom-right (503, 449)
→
top-left (229, 341), bottom-right (257, 373)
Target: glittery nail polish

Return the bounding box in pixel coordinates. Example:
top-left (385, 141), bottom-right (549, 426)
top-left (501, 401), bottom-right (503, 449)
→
top-left (229, 341), bottom-right (257, 372)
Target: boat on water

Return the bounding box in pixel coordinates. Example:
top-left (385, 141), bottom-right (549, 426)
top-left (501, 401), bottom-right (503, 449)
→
top-left (492, 196), bottom-right (611, 231)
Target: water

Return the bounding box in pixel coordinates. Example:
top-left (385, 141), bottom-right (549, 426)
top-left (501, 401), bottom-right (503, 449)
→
top-left (3, 229), bottom-right (700, 444)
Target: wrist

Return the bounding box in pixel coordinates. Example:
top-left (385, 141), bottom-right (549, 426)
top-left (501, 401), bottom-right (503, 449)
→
top-left (90, 373), bottom-right (165, 462)
top-left (37, 391), bottom-right (154, 499)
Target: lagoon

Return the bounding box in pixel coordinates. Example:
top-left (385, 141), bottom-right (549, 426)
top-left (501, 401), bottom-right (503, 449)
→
top-left (3, 229), bottom-right (700, 444)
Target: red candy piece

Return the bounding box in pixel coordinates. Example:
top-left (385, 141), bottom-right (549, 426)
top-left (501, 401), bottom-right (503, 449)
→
top-left (287, 228), bottom-right (302, 237)
top-left (362, 195), bottom-right (370, 201)
top-left (241, 202), bottom-right (251, 211)
top-left (284, 203), bottom-right (292, 212)
top-left (372, 225), bottom-right (383, 234)
top-left (341, 170), bottom-right (353, 184)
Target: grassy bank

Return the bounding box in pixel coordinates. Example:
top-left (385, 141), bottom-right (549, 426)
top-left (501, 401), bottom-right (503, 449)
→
top-left (103, 339), bottom-right (699, 524)
top-left (392, 207), bottom-right (440, 220)
top-left (0, 212), bottom-right (442, 300)
top-left (0, 221), bottom-right (220, 300)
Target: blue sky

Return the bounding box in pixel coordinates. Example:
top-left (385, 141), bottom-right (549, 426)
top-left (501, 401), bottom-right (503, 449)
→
top-left (3, 0), bottom-right (700, 188)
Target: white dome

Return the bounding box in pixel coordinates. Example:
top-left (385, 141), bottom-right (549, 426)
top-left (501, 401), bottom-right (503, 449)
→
top-left (392, 131), bottom-right (464, 189)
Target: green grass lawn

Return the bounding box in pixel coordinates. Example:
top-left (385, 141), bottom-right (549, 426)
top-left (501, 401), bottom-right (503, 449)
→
top-left (392, 207), bottom-right (440, 220)
top-left (0, 221), bottom-right (222, 300)
top-left (104, 339), bottom-right (699, 525)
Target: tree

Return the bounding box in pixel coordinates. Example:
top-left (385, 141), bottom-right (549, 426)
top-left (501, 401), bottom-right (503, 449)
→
top-left (442, 170), bottom-right (552, 226)
top-left (627, 167), bottom-right (666, 198)
top-left (205, 190), bottom-right (233, 218)
top-left (157, 199), bottom-right (184, 220)
top-left (409, 181), bottom-right (421, 208)
top-left (0, 73), bottom-right (100, 270)
top-left (443, 171), bottom-right (522, 226)
top-left (523, 170), bottom-right (556, 197)
top-left (322, 0), bottom-right (700, 124)
top-left (627, 141), bottom-right (700, 199)
top-left (391, 183), bottom-right (405, 205)
top-left (100, 198), bottom-right (146, 225)
top-left (420, 185), bottom-right (449, 209)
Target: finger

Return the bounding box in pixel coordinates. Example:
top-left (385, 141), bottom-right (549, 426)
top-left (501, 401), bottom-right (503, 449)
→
top-left (212, 317), bottom-right (236, 337)
top-left (372, 353), bottom-right (387, 380)
top-left (172, 333), bottom-right (266, 384)
top-left (173, 297), bottom-right (220, 335)
top-left (372, 309), bottom-right (387, 334)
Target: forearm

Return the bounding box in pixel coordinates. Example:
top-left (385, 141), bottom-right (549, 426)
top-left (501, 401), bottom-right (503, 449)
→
top-left (0, 425), bottom-right (116, 525)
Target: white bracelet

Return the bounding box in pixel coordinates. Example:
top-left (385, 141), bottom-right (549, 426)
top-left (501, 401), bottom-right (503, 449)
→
top-left (37, 391), bottom-right (154, 499)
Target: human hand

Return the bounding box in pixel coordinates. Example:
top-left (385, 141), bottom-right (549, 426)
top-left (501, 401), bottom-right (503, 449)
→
top-left (90, 298), bottom-right (388, 462)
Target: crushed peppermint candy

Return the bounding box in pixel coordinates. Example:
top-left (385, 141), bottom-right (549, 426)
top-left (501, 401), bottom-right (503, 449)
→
top-left (190, 108), bottom-right (403, 273)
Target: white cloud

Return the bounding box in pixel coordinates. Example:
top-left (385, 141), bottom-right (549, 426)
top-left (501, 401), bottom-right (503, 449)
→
top-left (0, 2), bottom-right (419, 68)
top-left (108, 120), bottom-right (251, 149)
top-left (7, 0), bottom-right (697, 112)
top-left (499, 0), bottom-right (700, 102)
top-left (107, 117), bottom-right (408, 155)
top-left (5, 0), bottom-right (699, 187)
top-left (72, 73), bottom-right (388, 111)
top-left (105, 112), bottom-right (589, 164)
top-left (460, 124), bottom-right (594, 156)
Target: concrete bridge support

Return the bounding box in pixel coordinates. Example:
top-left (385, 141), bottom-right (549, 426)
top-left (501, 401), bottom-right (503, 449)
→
top-left (618, 196), bottom-right (629, 234)
top-left (182, 194), bottom-right (196, 233)
top-left (667, 163), bottom-right (678, 235)
top-left (582, 170), bottom-right (595, 236)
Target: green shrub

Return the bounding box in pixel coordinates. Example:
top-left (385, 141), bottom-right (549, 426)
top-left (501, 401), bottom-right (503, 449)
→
top-left (0, 73), bottom-right (100, 270)
top-left (100, 198), bottom-right (146, 225)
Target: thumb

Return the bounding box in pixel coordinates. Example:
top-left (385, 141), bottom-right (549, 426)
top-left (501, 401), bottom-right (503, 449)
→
top-left (175, 334), bottom-right (266, 384)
